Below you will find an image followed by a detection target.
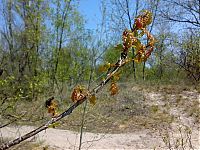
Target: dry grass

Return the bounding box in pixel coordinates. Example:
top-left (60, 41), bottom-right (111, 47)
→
top-left (1, 82), bottom-right (199, 134)
top-left (1, 82), bottom-right (199, 149)
top-left (57, 82), bottom-right (196, 134)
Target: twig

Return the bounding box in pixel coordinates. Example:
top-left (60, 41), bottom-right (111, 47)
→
top-left (78, 59), bottom-right (94, 150)
top-left (78, 100), bottom-right (88, 150)
top-left (0, 119), bottom-right (17, 129)
top-left (0, 111), bottom-right (27, 129)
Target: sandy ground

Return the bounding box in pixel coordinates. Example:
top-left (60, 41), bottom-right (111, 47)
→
top-left (1, 125), bottom-right (199, 149)
top-left (1, 126), bottom-right (167, 149)
top-left (0, 90), bottom-right (199, 149)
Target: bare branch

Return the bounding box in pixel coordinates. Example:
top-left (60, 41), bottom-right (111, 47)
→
top-left (125, 0), bottom-right (133, 30)
top-left (160, 0), bottom-right (200, 27)
top-left (161, 11), bottom-right (200, 27)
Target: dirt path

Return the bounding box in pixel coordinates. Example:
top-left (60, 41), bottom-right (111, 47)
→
top-left (1, 126), bottom-right (166, 149)
top-left (1, 123), bottom-right (199, 149)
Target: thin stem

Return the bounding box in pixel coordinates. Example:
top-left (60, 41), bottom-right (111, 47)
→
top-left (78, 55), bottom-right (94, 150)
top-left (78, 100), bottom-right (88, 150)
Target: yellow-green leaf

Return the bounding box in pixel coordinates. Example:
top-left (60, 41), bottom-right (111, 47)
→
top-left (48, 122), bottom-right (60, 128)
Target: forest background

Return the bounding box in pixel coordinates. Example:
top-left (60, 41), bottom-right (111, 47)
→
top-left (0, 0), bottom-right (199, 149)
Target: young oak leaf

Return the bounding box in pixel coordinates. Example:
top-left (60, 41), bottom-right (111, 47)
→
top-left (113, 72), bottom-right (121, 81)
top-left (98, 65), bottom-right (107, 72)
top-left (122, 29), bottom-right (137, 51)
top-left (45, 97), bottom-right (58, 117)
top-left (110, 82), bottom-right (119, 96)
top-left (98, 62), bottom-right (111, 72)
top-left (134, 10), bottom-right (152, 30)
top-left (71, 85), bottom-right (85, 102)
top-left (48, 122), bottom-right (60, 128)
top-left (89, 94), bottom-right (96, 105)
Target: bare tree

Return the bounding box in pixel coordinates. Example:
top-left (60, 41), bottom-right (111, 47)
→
top-left (175, 29), bottom-right (200, 82)
top-left (160, 0), bottom-right (200, 28)
top-left (159, 0), bottom-right (200, 82)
